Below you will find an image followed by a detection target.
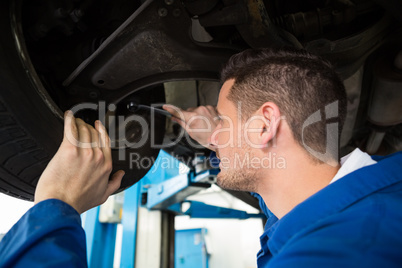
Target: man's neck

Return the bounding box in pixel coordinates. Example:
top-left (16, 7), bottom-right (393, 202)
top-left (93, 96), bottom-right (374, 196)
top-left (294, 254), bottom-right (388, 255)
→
top-left (257, 147), bottom-right (340, 219)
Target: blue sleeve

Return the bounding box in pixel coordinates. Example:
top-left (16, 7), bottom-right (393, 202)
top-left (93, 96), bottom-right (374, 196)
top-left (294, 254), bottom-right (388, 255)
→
top-left (0, 199), bottom-right (87, 268)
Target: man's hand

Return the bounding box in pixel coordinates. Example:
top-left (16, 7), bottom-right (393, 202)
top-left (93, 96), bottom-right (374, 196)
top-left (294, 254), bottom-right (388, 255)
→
top-left (34, 111), bottom-right (125, 214)
top-left (163, 104), bottom-right (219, 151)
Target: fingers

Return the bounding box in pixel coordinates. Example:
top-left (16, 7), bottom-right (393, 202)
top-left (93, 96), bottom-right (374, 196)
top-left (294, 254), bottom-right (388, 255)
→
top-left (162, 104), bottom-right (191, 122)
top-left (75, 118), bottom-right (98, 149)
top-left (64, 113), bottom-right (110, 158)
top-left (104, 170), bottom-right (125, 198)
top-left (63, 110), bottom-right (79, 146)
top-left (171, 116), bottom-right (189, 130)
top-left (89, 125), bottom-right (101, 148)
top-left (205, 105), bottom-right (218, 116)
top-left (162, 104), bottom-right (180, 117)
top-left (95, 120), bottom-right (112, 162)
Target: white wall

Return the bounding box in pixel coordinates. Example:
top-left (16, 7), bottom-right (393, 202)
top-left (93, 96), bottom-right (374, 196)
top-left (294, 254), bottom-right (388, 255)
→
top-left (0, 193), bottom-right (33, 235)
top-left (175, 186), bottom-right (264, 268)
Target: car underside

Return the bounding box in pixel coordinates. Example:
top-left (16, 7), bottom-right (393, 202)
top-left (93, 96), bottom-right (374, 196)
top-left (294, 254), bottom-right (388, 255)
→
top-left (0, 0), bottom-right (401, 203)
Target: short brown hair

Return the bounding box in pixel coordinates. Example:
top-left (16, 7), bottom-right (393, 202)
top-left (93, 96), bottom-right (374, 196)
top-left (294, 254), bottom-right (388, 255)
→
top-left (221, 47), bottom-right (347, 163)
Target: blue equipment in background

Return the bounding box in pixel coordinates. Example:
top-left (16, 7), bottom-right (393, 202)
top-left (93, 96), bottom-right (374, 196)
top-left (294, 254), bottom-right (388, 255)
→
top-left (83, 150), bottom-right (265, 267)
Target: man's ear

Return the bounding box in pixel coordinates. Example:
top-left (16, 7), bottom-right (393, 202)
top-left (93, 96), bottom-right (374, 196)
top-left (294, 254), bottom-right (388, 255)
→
top-left (259, 102), bottom-right (281, 147)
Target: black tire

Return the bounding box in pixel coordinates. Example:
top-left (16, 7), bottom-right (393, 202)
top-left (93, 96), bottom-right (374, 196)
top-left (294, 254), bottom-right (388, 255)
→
top-left (0, 1), bottom-right (165, 200)
top-left (0, 1), bottom-right (63, 200)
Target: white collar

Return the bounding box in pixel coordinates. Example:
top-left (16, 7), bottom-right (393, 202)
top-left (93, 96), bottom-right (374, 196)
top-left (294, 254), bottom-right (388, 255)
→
top-left (330, 148), bottom-right (377, 184)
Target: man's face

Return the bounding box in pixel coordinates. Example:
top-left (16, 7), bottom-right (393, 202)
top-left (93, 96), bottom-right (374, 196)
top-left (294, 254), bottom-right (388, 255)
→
top-left (211, 79), bottom-right (259, 192)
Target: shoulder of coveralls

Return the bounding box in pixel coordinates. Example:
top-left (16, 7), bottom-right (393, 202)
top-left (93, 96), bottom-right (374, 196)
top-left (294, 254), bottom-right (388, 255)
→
top-left (264, 151), bottom-right (402, 268)
top-left (0, 199), bottom-right (84, 267)
top-left (266, 184), bottom-right (402, 268)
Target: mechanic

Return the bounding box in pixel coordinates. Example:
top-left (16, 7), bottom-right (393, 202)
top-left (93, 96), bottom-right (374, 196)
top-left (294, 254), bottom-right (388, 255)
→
top-left (164, 47), bottom-right (402, 267)
top-left (0, 47), bottom-right (401, 267)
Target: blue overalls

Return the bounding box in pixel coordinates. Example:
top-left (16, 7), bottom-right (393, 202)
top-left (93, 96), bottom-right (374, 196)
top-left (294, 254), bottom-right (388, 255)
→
top-left (257, 152), bottom-right (402, 267)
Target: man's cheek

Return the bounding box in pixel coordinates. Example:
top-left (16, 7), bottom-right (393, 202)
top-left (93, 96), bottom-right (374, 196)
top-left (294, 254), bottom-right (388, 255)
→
top-left (219, 156), bottom-right (231, 169)
top-left (213, 122), bottom-right (234, 148)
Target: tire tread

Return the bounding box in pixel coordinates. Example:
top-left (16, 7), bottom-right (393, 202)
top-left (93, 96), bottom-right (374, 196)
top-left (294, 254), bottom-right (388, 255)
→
top-left (0, 98), bottom-right (51, 201)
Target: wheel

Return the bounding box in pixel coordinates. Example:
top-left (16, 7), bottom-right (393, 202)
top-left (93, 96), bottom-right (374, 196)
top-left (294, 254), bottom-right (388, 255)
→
top-left (0, 1), bottom-right (64, 200)
top-left (0, 0), bottom-right (165, 200)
